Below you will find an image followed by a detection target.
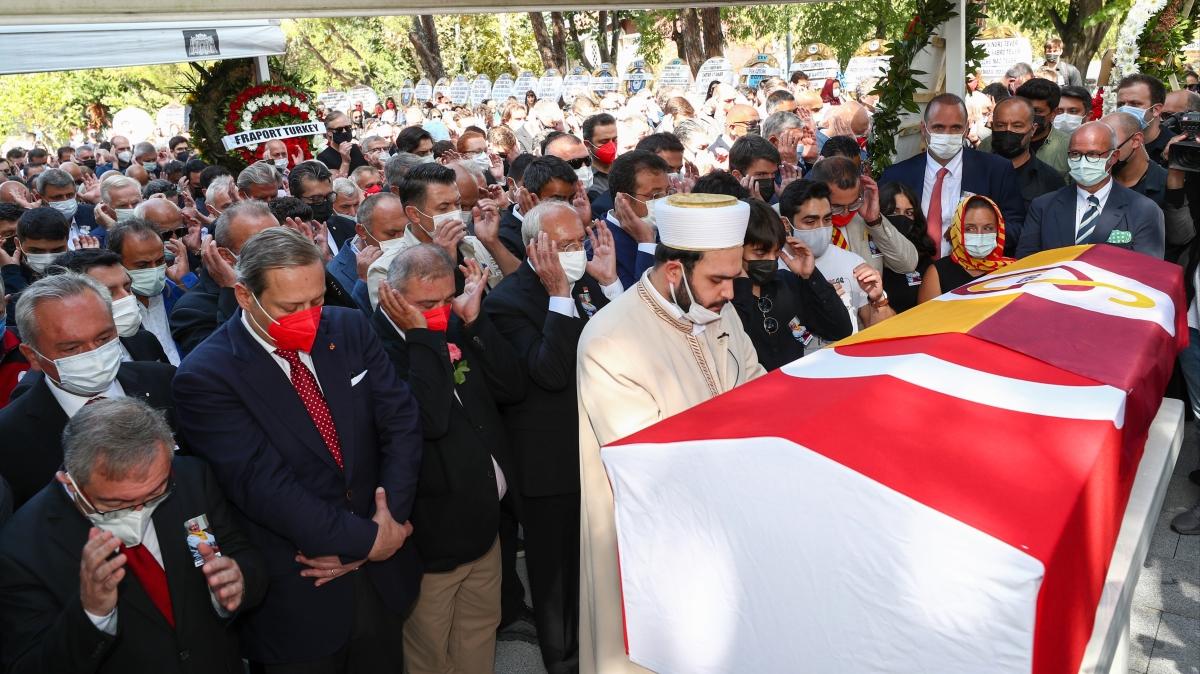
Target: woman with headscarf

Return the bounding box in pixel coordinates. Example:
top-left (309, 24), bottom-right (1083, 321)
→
top-left (917, 194), bottom-right (1014, 302)
top-left (820, 78), bottom-right (843, 106)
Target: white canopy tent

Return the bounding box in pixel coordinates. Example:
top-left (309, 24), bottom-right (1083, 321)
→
top-left (0, 20), bottom-right (286, 76)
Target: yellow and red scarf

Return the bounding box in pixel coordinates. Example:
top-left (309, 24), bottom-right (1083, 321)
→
top-left (948, 195), bottom-right (1015, 273)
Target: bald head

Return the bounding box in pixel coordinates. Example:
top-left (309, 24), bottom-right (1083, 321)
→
top-left (726, 104), bottom-right (761, 140)
top-left (450, 162), bottom-right (484, 211)
top-left (126, 164), bottom-right (149, 186)
top-left (993, 96), bottom-right (1034, 122)
top-left (1101, 111), bottom-right (1141, 141)
top-left (135, 197), bottom-right (184, 233)
top-left (60, 162), bottom-right (82, 183)
top-left (1072, 121), bottom-right (1118, 151)
top-left (1164, 89), bottom-right (1200, 115)
top-left (0, 181), bottom-right (31, 205)
top-left (830, 101), bottom-right (871, 136)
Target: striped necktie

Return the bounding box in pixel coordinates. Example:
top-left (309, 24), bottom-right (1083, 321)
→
top-left (1076, 195), bottom-right (1101, 244)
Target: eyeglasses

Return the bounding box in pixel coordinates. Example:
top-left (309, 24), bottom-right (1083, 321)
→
top-left (633, 187), bottom-right (678, 201)
top-left (559, 238), bottom-right (595, 254)
top-left (566, 156), bottom-right (592, 169)
top-left (1067, 150), bottom-right (1114, 162)
top-left (757, 295), bottom-right (778, 335)
top-left (68, 470), bottom-right (175, 517)
top-left (159, 227), bottom-right (189, 241)
top-left (301, 191), bottom-right (336, 206)
top-left (830, 192), bottom-right (865, 216)
top-left (330, 125), bottom-right (353, 134)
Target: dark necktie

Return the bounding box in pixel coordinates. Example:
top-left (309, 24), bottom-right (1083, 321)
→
top-left (274, 349), bottom-right (344, 469)
top-left (121, 543), bottom-right (174, 628)
top-left (1076, 195), bottom-right (1101, 244)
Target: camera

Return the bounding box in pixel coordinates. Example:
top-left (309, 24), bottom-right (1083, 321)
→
top-left (1167, 111), bottom-right (1200, 172)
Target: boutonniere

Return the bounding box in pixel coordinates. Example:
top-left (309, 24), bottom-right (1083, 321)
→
top-left (447, 343), bottom-right (471, 385)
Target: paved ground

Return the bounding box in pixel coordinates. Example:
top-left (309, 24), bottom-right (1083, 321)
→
top-left (1129, 421), bottom-right (1200, 674)
top-left (496, 422), bottom-right (1200, 674)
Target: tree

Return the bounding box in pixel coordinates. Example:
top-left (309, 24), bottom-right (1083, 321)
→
top-left (988, 0), bottom-right (1134, 73)
top-left (409, 15), bottom-right (447, 81)
top-left (528, 12), bottom-right (565, 71)
top-left (725, 1), bottom-right (917, 67)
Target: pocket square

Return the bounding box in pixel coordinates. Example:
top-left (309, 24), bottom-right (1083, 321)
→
top-left (1106, 230), bottom-right (1132, 245)
top-left (350, 370), bottom-right (368, 386)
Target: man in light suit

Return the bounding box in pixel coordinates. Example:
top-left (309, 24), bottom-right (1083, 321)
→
top-left (880, 93), bottom-right (1026, 254)
top-left (173, 226), bottom-right (423, 672)
top-left (1016, 122), bottom-right (1165, 259)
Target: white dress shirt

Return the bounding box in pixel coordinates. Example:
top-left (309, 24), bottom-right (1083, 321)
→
top-left (530, 260), bottom-right (624, 318)
top-left (46, 375), bottom-right (126, 418)
top-left (240, 312), bottom-right (323, 393)
top-left (606, 211), bottom-right (658, 257)
top-left (921, 149), bottom-right (965, 256)
top-left (140, 294), bottom-right (180, 366)
top-left (1074, 178), bottom-right (1114, 237)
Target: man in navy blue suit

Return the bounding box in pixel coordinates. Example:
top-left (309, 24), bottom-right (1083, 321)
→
top-left (173, 226), bottom-right (423, 673)
top-left (880, 93), bottom-right (1026, 255)
top-left (31, 168), bottom-right (103, 247)
top-left (597, 150), bottom-right (670, 288)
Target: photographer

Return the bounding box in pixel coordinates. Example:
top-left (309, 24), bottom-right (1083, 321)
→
top-left (317, 110), bottom-right (369, 177)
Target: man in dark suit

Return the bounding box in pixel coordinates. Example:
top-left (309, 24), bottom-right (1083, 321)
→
top-left (32, 167), bottom-right (104, 247)
top-left (483, 200), bottom-right (622, 674)
top-left (497, 156), bottom-right (581, 262)
top-left (0, 397), bottom-right (266, 674)
top-left (880, 93), bottom-right (1026, 254)
top-left (0, 273), bottom-right (177, 508)
top-left (373, 244), bottom-right (525, 673)
top-left (173, 226), bottom-right (423, 672)
top-left (2, 206), bottom-right (70, 327)
top-left (1017, 122), bottom-right (1166, 259)
top-left (602, 150), bottom-right (672, 288)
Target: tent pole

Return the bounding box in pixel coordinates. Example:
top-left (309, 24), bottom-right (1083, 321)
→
top-left (943, 0), bottom-right (966, 98)
top-left (254, 55), bottom-right (270, 84)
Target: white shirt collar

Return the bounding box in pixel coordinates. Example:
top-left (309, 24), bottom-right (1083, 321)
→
top-left (512, 205), bottom-right (524, 222)
top-left (926, 146), bottom-right (965, 176)
top-left (239, 311), bottom-right (278, 355)
top-left (45, 373), bottom-right (125, 419)
top-left (1077, 178), bottom-right (1114, 205)
top-left (383, 311), bottom-right (407, 341)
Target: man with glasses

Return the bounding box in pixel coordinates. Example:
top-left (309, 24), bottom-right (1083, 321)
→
top-left (0, 273), bottom-right (179, 508)
top-left (484, 200), bottom-right (621, 674)
top-left (33, 168), bottom-right (102, 248)
top-left (316, 111), bottom-right (368, 176)
top-left (807, 157), bottom-right (918, 275)
top-left (499, 156), bottom-right (584, 261)
top-left (289, 160), bottom-right (356, 250)
top-left (1016, 121), bottom-right (1165, 259)
top-left (602, 150), bottom-right (675, 288)
top-left (108, 217), bottom-right (192, 365)
top-left (0, 395), bottom-right (264, 672)
top-left (709, 104), bottom-right (761, 170)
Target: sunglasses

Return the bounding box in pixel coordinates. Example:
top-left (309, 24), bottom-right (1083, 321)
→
top-left (757, 295), bottom-right (778, 335)
top-left (566, 156), bottom-right (592, 169)
top-left (159, 227), bottom-right (189, 241)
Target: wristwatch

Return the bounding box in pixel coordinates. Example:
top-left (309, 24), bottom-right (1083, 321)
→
top-left (871, 291), bottom-right (889, 309)
top-left (864, 215), bottom-right (884, 228)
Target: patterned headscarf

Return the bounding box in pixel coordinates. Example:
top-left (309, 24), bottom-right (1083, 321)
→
top-left (948, 194), bottom-right (1015, 273)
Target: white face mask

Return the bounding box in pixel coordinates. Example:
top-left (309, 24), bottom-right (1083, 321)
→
top-left (460, 210), bottom-right (474, 227)
top-left (23, 251), bottom-right (58, 275)
top-left (117, 151), bottom-right (133, 163)
top-left (792, 225), bottom-right (832, 259)
top-left (1053, 113), bottom-right (1084, 133)
top-left (34, 337), bottom-right (123, 397)
top-left (670, 270), bottom-right (722, 326)
top-left (111, 294), bottom-right (143, 337)
top-left (927, 131), bottom-right (965, 161)
top-left (575, 165), bottom-right (594, 190)
top-left (273, 158), bottom-right (289, 170)
top-left (559, 250), bottom-right (587, 283)
top-left (632, 195), bottom-right (665, 227)
top-left (115, 208), bottom-right (137, 223)
top-left (127, 265), bottom-right (167, 297)
top-left (470, 153), bottom-right (491, 172)
top-left (67, 473), bottom-right (167, 547)
top-left (964, 232), bottom-right (998, 258)
top-left (49, 199), bottom-right (78, 221)
top-left (414, 209), bottom-right (461, 238)
top-left (377, 236), bottom-right (407, 254)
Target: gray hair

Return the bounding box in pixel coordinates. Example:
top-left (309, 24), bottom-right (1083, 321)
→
top-left (237, 161), bottom-right (280, 191)
top-left (236, 225), bottom-right (323, 295)
top-left (100, 175), bottom-right (139, 205)
top-left (332, 177), bottom-right (360, 199)
top-left (360, 134), bottom-right (384, 149)
top-left (77, 144), bottom-right (94, 154)
top-left (386, 243), bottom-right (454, 291)
top-left (63, 397), bottom-right (174, 486)
top-left (214, 199), bottom-right (273, 250)
top-left (761, 110), bottom-right (805, 141)
top-left (1005, 62), bottom-right (1034, 79)
top-left (521, 200), bottom-right (577, 246)
top-left (357, 192), bottom-right (401, 230)
top-left (14, 272), bottom-right (110, 351)
top-left (205, 175), bottom-right (234, 206)
top-left (385, 152), bottom-right (425, 190)
top-left (133, 142), bottom-right (156, 157)
top-left (33, 168), bottom-right (75, 195)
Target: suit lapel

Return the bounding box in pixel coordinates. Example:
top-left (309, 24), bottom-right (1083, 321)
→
top-left (1051, 187), bottom-right (1078, 249)
top-left (309, 318), bottom-right (358, 479)
top-left (228, 311), bottom-right (342, 472)
top-left (1089, 184), bottom-right (1130, 245)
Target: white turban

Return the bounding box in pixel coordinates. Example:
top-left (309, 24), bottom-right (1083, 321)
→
top-left (654, 193), bottom-right (749, 251)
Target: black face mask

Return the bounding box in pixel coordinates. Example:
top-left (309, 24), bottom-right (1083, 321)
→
top-left (310, 199), bottom-right (334, 223)
top-left (990, 130), bottom-right (1030, 159)
top-left (746, 259), bottom-right (778, 286)
top-left (1032, 115), bottom-right (1047, 137)
top-left (175, 151), bottom-right (189, 162)
top-left (755, 177), bottom-right (776, 203)
top-left (80, 159), bottom-right (96, 170)
top-left (331, 128), bottom-right (354, 145)
top-left (888, 214), bottom-right (914, 236)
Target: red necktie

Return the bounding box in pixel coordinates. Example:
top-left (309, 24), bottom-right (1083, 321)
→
top-left (275, 349), bottom-right (344, 469)
top-left (121, 543), bottom-right (174, 628)
top-left (927, 167), bottom-right (950, 259)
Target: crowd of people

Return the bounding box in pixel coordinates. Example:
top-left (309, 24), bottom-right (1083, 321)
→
top-left (0, 34), bottom-right (1199, 674)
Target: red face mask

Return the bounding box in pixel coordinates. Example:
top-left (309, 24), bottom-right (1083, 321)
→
top-left (831, 211), bottom-right (857, 228)
top-left (422, 305), bottom-right (451, 332)
top-left (364, 184), bottom-right (383, 196)
top-left (592, 140), bottom-right (617, 164)
top-left (254, 295), bottom-right (321, 352)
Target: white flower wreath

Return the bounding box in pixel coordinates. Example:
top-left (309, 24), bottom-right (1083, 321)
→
top-left (1108, 0), bottom-right (1169, 113)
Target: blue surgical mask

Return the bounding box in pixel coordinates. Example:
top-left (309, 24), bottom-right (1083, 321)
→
top-left (1116, 105), bottom-right (1151, 130)
top-left (1068, 154), bottom-right (1112, 187)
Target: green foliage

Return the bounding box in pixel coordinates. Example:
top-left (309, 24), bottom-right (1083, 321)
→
top-left (725, 1), bottom-right (919, 67)
top-left (1136, 0), bottom-right (1199, 82)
